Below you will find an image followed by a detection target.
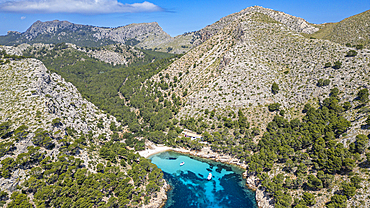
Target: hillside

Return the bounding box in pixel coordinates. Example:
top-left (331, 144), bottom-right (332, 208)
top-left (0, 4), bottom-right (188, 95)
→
top-left (153, 5), bottom-right (319, 54)
top-left (154, 8), bottom-right (370, 131)
top-left (18, 42), bottom-right (180, 130)
top-left (0, 47), bottom-right (167, 207)
top-left (146, 7), bottom-right (370, 208)
top-left (307, 9), bottom-right (370, 48)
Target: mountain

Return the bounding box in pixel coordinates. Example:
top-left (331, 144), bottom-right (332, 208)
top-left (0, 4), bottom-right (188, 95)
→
top-left (152, 6), bottom-right (319, 54)
top-left (0, 6), bottom-right (319, 54)
top-left (0, 46), bottom-right (168, 207)
top-left (0, 20), bottom-right (172, 49)
top-left (1, 7), bottom-right (368, 55)
top-left (146, 6), bottom-right (370, 207)
top-left (307, 9), bottom-right (370, 48)
top-left (156, 6), bottom-right (369, 131)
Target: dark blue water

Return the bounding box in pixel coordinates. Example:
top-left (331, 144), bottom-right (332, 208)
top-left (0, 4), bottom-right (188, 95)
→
top-left (149, 151), bottom-right (257, 208)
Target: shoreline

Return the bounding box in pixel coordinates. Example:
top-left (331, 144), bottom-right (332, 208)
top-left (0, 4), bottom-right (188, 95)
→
top-left (137, 142), bottom-right (273, 208)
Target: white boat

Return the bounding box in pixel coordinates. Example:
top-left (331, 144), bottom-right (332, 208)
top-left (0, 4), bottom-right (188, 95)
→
top-left (180, 162), bottom-right (185, 166)
top-left (207, 173), bottom-right (212, 180)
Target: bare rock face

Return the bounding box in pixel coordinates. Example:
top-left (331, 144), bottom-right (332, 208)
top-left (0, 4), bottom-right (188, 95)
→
top-left (0, 49), bottom-right (119, 137)
top-left (0, 45), bottom-right (24, 56)
top-left (152, 6), bottom-right (319, 54)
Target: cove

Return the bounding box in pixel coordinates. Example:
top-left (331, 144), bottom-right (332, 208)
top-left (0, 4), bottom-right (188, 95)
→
top-left (149, 151), bottom-right (257, 208)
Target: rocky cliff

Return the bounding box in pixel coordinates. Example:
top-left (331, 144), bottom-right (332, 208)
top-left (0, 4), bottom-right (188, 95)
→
top-left (0, 45), bottom-right (118, 190)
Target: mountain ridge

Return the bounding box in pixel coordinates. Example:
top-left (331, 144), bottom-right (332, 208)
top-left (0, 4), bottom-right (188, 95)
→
top-left (0, 6), bottom-right (323, 53)
top-left (1, 6), bottom-right (366, 53)
top-left (0, 20), bottom-right (172, 49)
top-left (308, 9), bottom-right (370, 48)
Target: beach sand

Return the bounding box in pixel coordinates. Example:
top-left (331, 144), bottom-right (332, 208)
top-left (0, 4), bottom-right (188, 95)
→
top-left (138, 145), bottom-right (177, 158)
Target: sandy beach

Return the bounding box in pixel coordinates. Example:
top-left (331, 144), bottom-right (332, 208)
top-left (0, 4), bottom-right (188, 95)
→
top-left (138, 145), bottom-right (174, 158)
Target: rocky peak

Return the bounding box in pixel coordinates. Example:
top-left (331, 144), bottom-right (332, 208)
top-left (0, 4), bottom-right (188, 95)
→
top-left (0, 19), bottom-right (172, 49)
top-left (199, 6), bottom-right (318, 41)
top-left (6, 31), bottom-right (21, 35)
top-left (159, 6), bottom-right (319, 54)
top-left (24, 20), bottom-right (86, 39)
top-left (101, 21), bottom-right (172, 43)
top-left (242, 6), bottom-right (319, 34)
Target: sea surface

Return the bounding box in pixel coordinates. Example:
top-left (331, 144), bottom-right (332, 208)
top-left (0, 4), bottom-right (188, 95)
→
top-left (149, 151), bottom-right (258, 208)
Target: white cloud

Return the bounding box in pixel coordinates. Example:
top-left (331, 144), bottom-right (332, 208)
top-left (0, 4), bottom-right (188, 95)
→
top-left (20, 16), bottom-right (26, 19)
top-left (0, 0), bottom-right (164, 14)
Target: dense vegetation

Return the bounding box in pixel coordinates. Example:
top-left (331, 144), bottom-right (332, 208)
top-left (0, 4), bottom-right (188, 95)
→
top-left (0, 119), bottom-right (165, 207)
top-left (24, 44), bottom-right (182, 130)
top-left (1, 45), bottom-right (177, 207)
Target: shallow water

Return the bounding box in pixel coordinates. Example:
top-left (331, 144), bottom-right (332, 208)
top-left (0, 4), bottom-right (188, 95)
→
top-left (149, 151), bottom-right (257, 208)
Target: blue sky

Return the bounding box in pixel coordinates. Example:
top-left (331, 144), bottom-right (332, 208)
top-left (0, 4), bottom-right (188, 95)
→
top-left (0, 0), bottom-right (369, 37)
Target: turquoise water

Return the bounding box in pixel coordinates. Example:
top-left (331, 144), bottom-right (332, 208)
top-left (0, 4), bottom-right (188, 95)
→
top-left (149, 151), bottom-right (257, 208)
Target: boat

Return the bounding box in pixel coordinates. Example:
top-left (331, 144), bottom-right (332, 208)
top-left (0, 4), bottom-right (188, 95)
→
top-left (207, 173), bottom-right (212, 180)
top-left (180, 162), bottom-right (185, 166)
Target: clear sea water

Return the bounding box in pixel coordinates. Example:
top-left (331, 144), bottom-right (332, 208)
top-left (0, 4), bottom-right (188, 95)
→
top-left (149, 151), bottom-right (258, 208)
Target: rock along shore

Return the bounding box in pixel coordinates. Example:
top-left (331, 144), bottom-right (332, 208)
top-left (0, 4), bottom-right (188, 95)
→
top-left (137, 142), bottom-right (274, 208)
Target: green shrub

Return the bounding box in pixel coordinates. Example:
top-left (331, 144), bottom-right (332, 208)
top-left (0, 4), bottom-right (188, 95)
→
top-left (271, 82), bottom-right (279, 95)
top-left (268, 103), bottom-right (281, 112)
top-left (333, 61), bottom-right (342, 69)
top-left (346, 50), bottom-right (357, 57)
top-left (317, 79), bottom-right (330, 87)
top-left (324, 62), bottom-right (331, 68)
top-left (355, 45), bottom-right (364, 50)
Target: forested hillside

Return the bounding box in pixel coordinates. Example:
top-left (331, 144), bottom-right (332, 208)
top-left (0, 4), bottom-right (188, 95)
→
top-left (23, 43), bottom-right (184, 139)
top-left (0, 47), bottom-right (167, 207)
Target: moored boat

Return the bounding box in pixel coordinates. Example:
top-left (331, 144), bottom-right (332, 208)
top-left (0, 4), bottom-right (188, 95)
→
top-left (207, 173), bottom-right (212, 180)
top-left (180, 162), bottom-right (185, 166)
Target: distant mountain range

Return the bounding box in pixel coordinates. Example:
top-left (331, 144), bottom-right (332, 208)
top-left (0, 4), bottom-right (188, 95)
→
top-left (2, 7), bottom-right (368, 54)
top-left (0, 20), bottom-right (173, 49)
